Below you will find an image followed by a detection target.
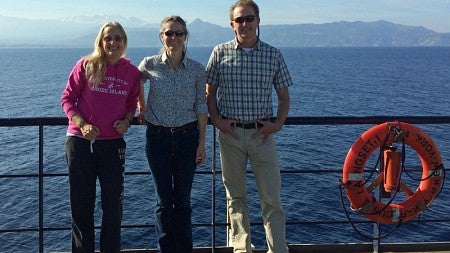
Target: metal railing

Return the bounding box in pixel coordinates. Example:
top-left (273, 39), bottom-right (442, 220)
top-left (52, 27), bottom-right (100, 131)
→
top-left (1, 116), bottom-right (450, 253)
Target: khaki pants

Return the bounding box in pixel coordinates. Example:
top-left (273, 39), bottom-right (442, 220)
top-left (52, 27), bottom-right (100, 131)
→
top-left (218, 127), bottom-right (288, 253)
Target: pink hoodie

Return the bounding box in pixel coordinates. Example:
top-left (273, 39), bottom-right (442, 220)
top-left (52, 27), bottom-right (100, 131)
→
top-left (61, 57), bottom-right (140, 139)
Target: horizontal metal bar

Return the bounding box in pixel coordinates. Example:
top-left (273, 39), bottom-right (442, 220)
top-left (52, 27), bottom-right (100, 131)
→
top-left (2, 116), bottom-right (450, 127)
top-left (3, 168), bottom-right (448, 178)
top-left (285, 116), bottom-right (450, 125)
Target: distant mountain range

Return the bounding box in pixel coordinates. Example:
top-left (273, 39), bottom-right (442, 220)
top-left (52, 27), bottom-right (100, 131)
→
top-left (1, 14), bottom-right (449, 47)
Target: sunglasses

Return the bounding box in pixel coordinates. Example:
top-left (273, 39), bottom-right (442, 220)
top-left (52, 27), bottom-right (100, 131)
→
top-left (103, 35), bottom-right (123, 42)
top-left (233, 15), bottom-right (257, 24)
top-left (164, 30), bottom-right (185, 37)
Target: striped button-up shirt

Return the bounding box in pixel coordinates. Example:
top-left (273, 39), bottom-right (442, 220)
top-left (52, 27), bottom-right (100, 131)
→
top-left (206, 39), bottom-right (293, 123)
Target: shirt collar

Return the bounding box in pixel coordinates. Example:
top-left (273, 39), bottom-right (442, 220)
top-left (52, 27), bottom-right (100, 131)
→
top-left (233, 37), bottom-right (261, 51)
top-left (161, 52), bottom-right (187, 68)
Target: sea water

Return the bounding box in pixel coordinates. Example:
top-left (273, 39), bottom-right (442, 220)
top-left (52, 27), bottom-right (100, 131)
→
top-left (1, 46), bottom-right (450, 252)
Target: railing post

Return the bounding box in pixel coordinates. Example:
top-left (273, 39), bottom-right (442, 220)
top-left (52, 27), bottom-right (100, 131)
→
top-left (373, 223), bottom-right (380, 253)
top-left (38, 125), bottom-right (44, 253)
top-left (211, 126), bottom-right (217, 253)
top-left (372, 147), bottom-right (382, 253)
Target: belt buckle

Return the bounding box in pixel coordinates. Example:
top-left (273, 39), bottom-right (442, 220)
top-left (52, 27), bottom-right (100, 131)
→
top-left (234, 122), bottom-right (258, 129)
top-left (170, 127), bottom-right (177, 133)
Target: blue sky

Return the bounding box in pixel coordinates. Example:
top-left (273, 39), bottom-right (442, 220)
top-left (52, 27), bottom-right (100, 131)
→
top-left (1, 0), bottom-right (450, 32)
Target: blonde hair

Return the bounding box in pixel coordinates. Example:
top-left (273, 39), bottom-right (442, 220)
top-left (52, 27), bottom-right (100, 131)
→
top-left (84, 21), bottom-right (128, 85)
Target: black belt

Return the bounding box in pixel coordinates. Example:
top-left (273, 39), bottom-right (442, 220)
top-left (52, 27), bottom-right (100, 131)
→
top-left (234, 122), bottom-right (263, 129)
top-left (147, 121), bottom-right (197, 133)
top-left (221, 116), bottom-right (267, 129)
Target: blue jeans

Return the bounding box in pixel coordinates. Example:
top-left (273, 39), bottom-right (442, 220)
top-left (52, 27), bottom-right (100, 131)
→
top-left (146, 122), bottom-right (199, 253)
top-left (65, 136), bottom-right (126, 253)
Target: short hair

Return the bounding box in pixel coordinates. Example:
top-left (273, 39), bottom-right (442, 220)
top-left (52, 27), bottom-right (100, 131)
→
top-left (229, 0), bottom-right (260, 20)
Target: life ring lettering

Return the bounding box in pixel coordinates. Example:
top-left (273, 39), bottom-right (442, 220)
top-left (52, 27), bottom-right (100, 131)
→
top-left (342, 122), bottom-right (444, 224)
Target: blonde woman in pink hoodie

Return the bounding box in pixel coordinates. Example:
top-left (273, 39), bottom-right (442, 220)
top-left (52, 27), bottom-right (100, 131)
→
top-left (61, 21), bottom-right (140, 253)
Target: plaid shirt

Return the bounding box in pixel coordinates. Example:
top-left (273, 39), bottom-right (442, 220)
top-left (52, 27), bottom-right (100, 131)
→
top-left (206, 39), bottom-right (293, 123)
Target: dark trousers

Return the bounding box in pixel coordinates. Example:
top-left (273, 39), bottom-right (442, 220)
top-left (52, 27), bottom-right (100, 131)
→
top-left (65, 136), bottom-right (126, 253)
top-left (145, 122), bottom-right (198, 253)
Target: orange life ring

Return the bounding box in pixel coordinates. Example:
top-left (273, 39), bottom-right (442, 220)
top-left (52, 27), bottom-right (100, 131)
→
top-left (342, 122), bottom-right (444, 224)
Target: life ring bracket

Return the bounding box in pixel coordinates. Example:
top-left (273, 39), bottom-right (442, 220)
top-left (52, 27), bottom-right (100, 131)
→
top-left (342, 122), bottom-right (444, 224)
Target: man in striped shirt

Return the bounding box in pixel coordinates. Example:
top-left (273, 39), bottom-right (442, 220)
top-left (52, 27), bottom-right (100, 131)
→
top-left (206, 1), bottom-right (292, 252)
